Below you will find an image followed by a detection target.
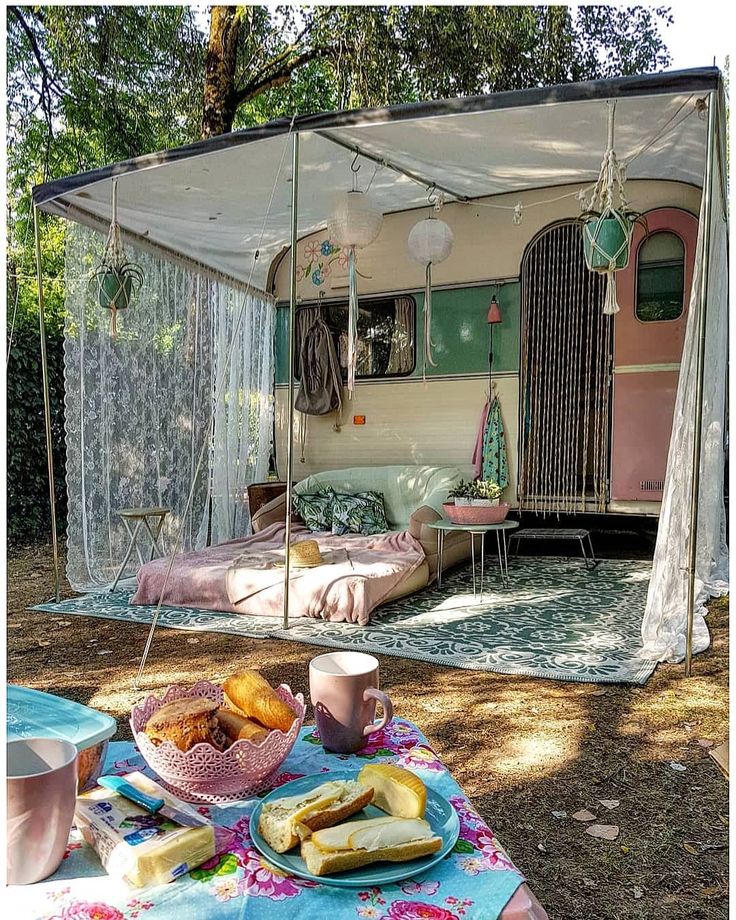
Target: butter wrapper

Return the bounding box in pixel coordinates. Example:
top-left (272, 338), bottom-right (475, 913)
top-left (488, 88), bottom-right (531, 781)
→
top-left (75, 772), bottom-right (234, 888)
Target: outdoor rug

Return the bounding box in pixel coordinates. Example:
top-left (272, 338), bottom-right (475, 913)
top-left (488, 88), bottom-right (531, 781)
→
top-left (31, 556), bottom-right (656, 684)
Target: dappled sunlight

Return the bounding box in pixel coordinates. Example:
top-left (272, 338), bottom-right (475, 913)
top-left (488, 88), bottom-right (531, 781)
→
top-left (491, 730), bottom-right (578, 778)
top-left (615, 673), bottom-right (727, 763)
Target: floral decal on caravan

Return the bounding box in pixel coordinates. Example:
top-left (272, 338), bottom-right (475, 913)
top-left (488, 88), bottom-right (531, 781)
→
top-left (296, 238), bottom-right (348, 287)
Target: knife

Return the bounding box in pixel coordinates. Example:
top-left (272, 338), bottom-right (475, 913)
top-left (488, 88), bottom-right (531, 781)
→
top-left (98, 775), bottom-right (207, 828)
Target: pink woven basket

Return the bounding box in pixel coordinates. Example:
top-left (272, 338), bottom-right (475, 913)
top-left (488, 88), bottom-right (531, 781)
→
top-left (442, 501), bottom-right (511, 525)
top-left (131, 680), bottom-right (306, 804)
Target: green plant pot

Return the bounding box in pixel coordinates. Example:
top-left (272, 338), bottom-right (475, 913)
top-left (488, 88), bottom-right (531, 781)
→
top-left (582, 215), bottom-right (632, 271)
top-left (97, 270), bottom-right (133, 312)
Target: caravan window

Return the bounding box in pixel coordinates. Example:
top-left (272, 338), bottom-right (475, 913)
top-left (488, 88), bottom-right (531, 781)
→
top-left (635, 231), bottom-right (686, 322)
top-left (297, 297), bottom-right (415, 379)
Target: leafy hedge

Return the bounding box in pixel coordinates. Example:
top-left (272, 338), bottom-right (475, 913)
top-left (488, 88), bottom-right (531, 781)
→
top-left (7, 310), bottom-right (67, 545)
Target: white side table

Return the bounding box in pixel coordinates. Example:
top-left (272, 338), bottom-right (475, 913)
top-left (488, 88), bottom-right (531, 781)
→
top-left (428, 519), bottom-right (519, 599)
top-left (110, 507), bottom-right (170, 592)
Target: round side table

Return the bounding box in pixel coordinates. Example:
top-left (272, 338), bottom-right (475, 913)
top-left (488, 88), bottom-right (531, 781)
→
top-left (428, 519), bottom-right (519, 600)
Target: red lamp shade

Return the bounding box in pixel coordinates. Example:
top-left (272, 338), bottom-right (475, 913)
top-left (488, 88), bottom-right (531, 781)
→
top-left (487, 296), bottom-right (502, 324)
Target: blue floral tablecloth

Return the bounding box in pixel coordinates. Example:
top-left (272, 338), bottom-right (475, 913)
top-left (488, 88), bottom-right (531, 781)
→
top-left (9, 719), bottom-right (524, 920)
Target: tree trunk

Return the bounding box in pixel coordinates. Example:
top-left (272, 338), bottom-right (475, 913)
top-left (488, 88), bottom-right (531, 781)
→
top-left (201, 6), bottom-right (241, 138)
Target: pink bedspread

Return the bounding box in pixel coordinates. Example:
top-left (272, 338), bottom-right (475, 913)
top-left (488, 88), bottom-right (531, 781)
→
top-left (131, 523), bottom-right (425, 626)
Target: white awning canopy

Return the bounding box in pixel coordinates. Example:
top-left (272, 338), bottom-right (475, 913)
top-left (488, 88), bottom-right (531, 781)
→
top-left (33, 68), bottom-right (719, 293)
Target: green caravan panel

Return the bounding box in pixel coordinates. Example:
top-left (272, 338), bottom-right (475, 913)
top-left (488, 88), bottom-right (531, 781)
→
top-left (275, 304), bottom-right (290, 384)
top-left (418, 283), bottom-right (520, 377)
top-left (273, 281), bottom-right (520, 384)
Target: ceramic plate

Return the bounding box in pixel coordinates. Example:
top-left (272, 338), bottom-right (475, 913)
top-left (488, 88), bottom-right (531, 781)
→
top-left (249, 770), bottom-right (460, 888)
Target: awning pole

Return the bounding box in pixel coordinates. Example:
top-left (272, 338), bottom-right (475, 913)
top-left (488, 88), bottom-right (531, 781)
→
top-left (282, 130), bottom-right (300, 630)
top-left (685, 90), bottom-right (717, 677)
top-left (34, 205), bottom-right (61, 602)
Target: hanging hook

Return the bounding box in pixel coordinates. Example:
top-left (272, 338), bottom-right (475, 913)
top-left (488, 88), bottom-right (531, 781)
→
top-left (350, 152), bottom-right (361, 173)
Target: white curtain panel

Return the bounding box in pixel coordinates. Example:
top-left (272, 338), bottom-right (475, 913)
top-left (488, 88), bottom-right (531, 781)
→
top-left (63, 225), bottom-right (274, 591)
top-left (197, 284), bottom-right (275, 548)
top-left (641, 140), bottom-right (729, 662)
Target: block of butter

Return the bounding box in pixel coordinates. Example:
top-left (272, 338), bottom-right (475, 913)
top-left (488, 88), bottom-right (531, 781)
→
top-left (75, 772), bottom-right (230, 888)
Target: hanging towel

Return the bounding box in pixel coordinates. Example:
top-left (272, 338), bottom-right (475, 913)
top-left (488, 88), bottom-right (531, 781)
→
top-left (482, 396), bottom-right (509, 488)
top-left (471, 400), bottom-right (491, 478)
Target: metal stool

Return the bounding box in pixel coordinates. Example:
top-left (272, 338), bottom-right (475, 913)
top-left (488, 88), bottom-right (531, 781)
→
top-left (509, 527), bottom-right (599, 570)
top-left (110, 507), bottom-right (170, 591)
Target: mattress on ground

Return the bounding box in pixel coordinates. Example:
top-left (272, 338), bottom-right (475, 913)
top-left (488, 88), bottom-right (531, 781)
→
top-left (131, 522), bottom-right (426, 625)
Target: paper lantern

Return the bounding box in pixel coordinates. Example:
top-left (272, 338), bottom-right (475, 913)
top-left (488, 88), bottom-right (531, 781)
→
top-left (407, 217), bottom-right (454, 266)
top-left (326, 190), bottom-right (384, 395)
top-left (327, 190), bottom-right (384, 249)
top-left (407, 217), bottom-right (454, 377)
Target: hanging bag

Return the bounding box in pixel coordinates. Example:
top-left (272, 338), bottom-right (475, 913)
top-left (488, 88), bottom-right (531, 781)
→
top-left (295, 312), bottom-right (343, 418)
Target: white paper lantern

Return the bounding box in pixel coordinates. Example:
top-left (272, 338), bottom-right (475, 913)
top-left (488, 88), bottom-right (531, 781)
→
top-left (407, 217), bottom-right (454, 379)
top-left (407, 217), bottom-right (454, 266)
top-left (327, 190), bottom-right (384, 250)
top-left (325, 190), bottom-right (383, 398)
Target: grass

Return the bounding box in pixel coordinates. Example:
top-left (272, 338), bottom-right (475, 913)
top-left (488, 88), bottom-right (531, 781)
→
top-left (7, 542), bottom-right (728, 919)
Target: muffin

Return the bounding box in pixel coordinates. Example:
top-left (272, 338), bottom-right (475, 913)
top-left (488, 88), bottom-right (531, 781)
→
top-left (145, 697), bottom-right (222, 751)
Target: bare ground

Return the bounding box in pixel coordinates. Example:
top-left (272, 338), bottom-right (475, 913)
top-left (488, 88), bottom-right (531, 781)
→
top-left (7, 543), bottom-right (728, 920)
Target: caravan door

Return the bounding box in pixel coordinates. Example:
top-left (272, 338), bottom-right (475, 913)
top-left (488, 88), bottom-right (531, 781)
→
top-left (609, 208), bottom-right (698, 506)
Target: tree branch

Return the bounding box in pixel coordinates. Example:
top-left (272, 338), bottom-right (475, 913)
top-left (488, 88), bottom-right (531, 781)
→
top-left (233, 45), bottom-right (331, 106)
top-left (9, 6), bottom-right (66, 99)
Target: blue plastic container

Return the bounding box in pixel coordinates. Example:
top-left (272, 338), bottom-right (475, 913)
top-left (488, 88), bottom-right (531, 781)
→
top-left (6, 684), bottom-right (117, 790)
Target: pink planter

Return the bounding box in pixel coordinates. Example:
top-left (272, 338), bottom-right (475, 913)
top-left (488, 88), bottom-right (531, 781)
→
top-left (7, 738), bottom-right (78, 885)
top-left (442, 501), bottom-right (511, 525)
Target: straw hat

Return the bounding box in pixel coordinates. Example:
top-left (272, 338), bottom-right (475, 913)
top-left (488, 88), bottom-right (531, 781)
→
top-left (275, 539), bottom-right (326, 568)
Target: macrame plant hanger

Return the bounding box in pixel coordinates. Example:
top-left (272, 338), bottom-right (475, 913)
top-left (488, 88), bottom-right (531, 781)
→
top-left (90, 178), bottom-right (144, 338)
top-left (581, 101), bottom-right (637, 315)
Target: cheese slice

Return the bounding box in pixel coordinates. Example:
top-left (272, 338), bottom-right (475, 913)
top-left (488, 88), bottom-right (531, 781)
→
top-left (358, 763), bottom-right (427, 818)
top-left (269, 781), bottom-right (346, 820)
top-left (312, 816), bottom-right (434, 853)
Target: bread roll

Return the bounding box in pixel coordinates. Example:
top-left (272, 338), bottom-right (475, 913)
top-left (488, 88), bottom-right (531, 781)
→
top-left (216, 708), bottom-right (268, 744)
top-left (301, 816), bottom-right (442, 876)
top-left (223, 670), bottom-right (296, 733)
top-left (145, 697), bottom-right (220, 752)
top-left (258, 780), bottom-right (373, 853)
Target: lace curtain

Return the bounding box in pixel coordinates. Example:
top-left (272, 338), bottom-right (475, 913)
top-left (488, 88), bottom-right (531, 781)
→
top-left (64, 225), bottom-right (274, 591)
top-left (640, 133), bottom-right (729, 662)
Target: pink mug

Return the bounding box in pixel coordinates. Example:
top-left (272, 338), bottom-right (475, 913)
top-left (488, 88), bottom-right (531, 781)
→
top-left (7, 738), bottom-right (78, 885)
top-left (309, 652), bottom-right (394, 754)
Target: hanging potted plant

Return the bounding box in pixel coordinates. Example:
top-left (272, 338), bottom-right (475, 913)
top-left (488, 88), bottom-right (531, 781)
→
top-left (578, 101), bottom-right (645, 315)
top-left (89, 179), bottom-right (144, 338)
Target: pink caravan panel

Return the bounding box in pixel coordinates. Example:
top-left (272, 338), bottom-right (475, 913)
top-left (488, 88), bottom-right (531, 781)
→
top-left (610, 207), bottom-right (699, 503)
top-left (614, 207), bottom-right (699, 366)
top-left (610, 371), bottom-right (680, 502)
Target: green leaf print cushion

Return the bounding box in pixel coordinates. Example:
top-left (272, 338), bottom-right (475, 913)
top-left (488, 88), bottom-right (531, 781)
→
top-left (331, 491), bottom-right (389, 536)
top-left (292, 488), bottom-right (335, 532)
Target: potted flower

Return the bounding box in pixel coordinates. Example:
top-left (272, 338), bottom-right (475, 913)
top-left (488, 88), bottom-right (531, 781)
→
top-left (469, 480), bottom-right (503, 507)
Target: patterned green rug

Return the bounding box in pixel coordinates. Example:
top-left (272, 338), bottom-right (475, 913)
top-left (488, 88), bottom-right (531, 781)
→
top-left (31, 556), bottom-right (656, 684)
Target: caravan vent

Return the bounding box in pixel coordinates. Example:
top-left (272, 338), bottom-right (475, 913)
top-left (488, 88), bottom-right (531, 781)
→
top-left (640, 479), bottom-right (665, 492)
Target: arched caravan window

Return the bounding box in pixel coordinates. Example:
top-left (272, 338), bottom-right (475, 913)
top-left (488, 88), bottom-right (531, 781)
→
top-left (635, 230), bottom-right (686, 323)
top-left (295, 296), bottom-right (416, 380)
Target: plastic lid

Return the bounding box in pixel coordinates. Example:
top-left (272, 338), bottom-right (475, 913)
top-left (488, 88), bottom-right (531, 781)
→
top-left (6, 684), bottom-right (117, 751)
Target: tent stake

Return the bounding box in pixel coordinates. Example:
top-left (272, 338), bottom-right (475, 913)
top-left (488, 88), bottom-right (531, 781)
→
top-left (685, 90), bottom-right (717, 677)
top-left (34, 205), bottom-right (61, 602)
top-left (282, 131), bottom-right (300, 631)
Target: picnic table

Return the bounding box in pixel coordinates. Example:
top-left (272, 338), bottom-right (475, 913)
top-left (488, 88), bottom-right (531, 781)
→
top-left (9, 719), bottom-right (547, 920)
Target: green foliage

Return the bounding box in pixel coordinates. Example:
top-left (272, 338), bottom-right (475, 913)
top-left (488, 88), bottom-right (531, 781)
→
top-left (6, 4), bottom-right (674, 544)
top-left (6, 309), bottom-right (67, 545)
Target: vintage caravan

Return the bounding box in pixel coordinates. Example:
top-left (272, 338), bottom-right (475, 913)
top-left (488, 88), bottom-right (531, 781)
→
top-left (269, 180), bottom-right (700, 517)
